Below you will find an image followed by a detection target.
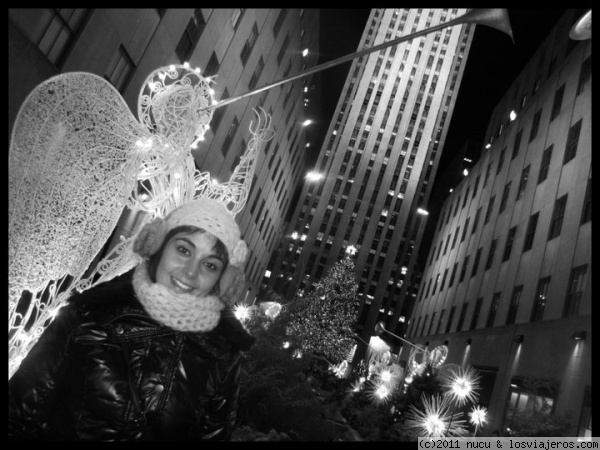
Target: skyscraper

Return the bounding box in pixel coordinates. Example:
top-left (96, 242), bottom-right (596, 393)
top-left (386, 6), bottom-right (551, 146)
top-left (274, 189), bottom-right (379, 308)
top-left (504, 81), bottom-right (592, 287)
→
top-left (264, 9), bottom-right (476, 360)
top-left (408, 9), bottom-right (591, 436)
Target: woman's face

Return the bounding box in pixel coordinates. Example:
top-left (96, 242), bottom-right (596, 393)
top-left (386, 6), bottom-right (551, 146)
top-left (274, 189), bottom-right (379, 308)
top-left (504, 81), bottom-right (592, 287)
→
top-left (156, 230), bottom-right (225, 297)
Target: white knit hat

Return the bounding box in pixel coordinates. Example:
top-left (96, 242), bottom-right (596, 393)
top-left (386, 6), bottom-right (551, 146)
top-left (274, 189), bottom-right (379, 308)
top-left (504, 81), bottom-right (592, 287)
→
top-left (133, 197), bottom-right (248, 268)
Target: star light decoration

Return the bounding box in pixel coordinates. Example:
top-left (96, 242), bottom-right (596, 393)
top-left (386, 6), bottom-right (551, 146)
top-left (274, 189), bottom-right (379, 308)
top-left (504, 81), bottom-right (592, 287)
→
top-left (233, 303), bottom-right (253, 323)
top-left (440, 365), bottom-right (481, 407)
top-left (469, 405), bottom-right (488, 436)
top-left (364, 362), bottom-right (405, 405)
top-left (405, 394), bottom-right (469, 438)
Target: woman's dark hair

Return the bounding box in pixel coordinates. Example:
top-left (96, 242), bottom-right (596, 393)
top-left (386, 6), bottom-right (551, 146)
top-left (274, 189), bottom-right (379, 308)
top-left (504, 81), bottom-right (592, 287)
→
top-left (147, 225), bottom-right (229, 283)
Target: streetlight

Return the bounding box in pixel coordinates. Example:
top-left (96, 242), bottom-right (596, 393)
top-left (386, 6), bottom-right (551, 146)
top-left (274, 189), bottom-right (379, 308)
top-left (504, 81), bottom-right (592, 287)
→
top-left (302, 119), bottom-right (312, 127)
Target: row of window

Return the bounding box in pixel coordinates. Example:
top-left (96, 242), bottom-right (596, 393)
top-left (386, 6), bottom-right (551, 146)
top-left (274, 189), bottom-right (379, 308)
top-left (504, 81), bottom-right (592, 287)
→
top-left (431, 110), bottom-right (584, 275)
top-left (411, 262), bottom-right (588, 338)
top-left (422, 176), bottom-right (591, 306)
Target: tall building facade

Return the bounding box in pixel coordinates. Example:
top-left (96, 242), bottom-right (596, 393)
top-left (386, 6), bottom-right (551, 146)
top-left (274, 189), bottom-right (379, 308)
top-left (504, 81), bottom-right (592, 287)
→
top-left (407, 10), bottom-right (591, 437)
top-left (8, 8), bottom-right (321, 303)
top-left (263, 9), bottom-right (476, 360)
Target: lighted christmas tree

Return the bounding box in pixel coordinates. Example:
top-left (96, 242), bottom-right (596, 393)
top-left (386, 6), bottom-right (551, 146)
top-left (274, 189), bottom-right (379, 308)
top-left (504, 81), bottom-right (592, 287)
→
top-left (286, 247), bottom-right (361, 365)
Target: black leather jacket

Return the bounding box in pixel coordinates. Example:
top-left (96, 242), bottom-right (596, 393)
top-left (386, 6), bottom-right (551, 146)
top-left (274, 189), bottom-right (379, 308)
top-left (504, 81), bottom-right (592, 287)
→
top-left (8, 270), bottom-right (254, 441)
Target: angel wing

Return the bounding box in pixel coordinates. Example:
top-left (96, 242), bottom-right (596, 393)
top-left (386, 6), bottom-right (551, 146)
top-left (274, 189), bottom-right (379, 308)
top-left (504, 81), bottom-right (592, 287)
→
top-left (8, 72), bottom-right (160, 376)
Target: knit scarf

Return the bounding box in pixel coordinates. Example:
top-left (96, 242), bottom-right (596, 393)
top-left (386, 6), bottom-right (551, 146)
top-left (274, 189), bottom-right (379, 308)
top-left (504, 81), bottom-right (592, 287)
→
top-left (132, 262), bottom-right (225, 333)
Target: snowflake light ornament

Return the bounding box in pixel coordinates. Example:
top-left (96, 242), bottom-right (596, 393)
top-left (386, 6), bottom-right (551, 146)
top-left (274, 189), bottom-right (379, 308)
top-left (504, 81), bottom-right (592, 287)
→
top-left (405, 394), bottom-right (469, 438)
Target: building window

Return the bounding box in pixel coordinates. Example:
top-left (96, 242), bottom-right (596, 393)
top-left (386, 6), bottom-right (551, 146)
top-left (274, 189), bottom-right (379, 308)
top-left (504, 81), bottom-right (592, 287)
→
top-left (563, 119), bottom-right (582, 164)
top-left (249, 56), bottom-right (265, 89)
top-left (210, 87), bottom-right (229, 133)
top-left (456, 302), bottom-right (469, 332)
top-left (428, 312), bottom-right (437, 335)
top-left (563, 265), bottom-right (587, 317)
top-left (581, 178), bottom-right (591, 224)
top-left (529, 108), bottom-right (542, 142)
top-left (34, 8), bottom-right (90, 67)
top-left (462, 187), bottom-right (470, 208)
top-left (240, 22), bottom-right (259, 66)
top-left (472, 207), bottom-right (482, 235)
top-left (420, 315), bottom-right (429, 336)
top-left (105, 45), bottom-right (135, 93)
top-left (459, 255), bottom-right (469, 283)
top-left (471, 247), bottom-right (482, 277)
top-left (530, 276), bottom-right (551, 322)
top-left (273, 8), bottom-right (287, 37)
top-left (451, 226), bottom-right (460, 249)
top-left (231, 8), bottom-right (245, 30)
top-left (484, 195), bottom-right (495, 224)
top-left (520, 94), bottom-right (527, 110)
top-left (412, 317), bottom-right (421, 338)
top-left (443, 234), bottom-right (451, 255)
top-left (516, 165), bottom-right (530, 201)
top-left (204, 51), bottom-right (220, 77)
top-left (511, 129), bottom-right (523, 160)
top-left (461, 218), bottom-right (470, 242)
top-left (484, 162), bottom-right (493, 187)
top-left (445, 306), bottom-right (456, 334)
top-left (506, 378), bottom-right (557, 426)
top-left (487, 292), bottom-right (500, 327)
top-left (440, 268), bottom-right (449, 291)
top-left (472, 175), bottom-right (480, 199)
top-left (222, 116), bottom-right (239, 157)
top-left (537, 145), bottom-right (553, 184)
top-left (522, 212), bottom-right (539, 252)
top-left (499, 181), bottom-right (511, 213)
top-left (176, 9), bottom-right (206, 62)
top-left (485, 238), bottom-right (498, 271)
top-left (506, 285), bottom-right (522, 325)
top-left (436, 309), bottom-right (446, 334)
top-left (496, 147), bottom-right (506, 175)
top-left (550, 84), bottom-right (565, 121)
top-left (470, 297), bottom-right (483, 330)
top-left (502, 226), bottom-right (517, 262)
top-left (432, 273), bottom-right (440, 295)
top-left (577, 56), bottom-right (592, 95)
top-left (277, 34), bottom-right (290, 65)
top-left (548, 194), bottom-right (568, 240)
top-left (448, 262), bottom-right (458, 288)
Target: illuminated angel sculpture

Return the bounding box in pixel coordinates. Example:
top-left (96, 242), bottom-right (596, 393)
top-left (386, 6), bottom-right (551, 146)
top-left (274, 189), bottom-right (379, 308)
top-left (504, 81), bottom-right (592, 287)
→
top-left (9, 63), bottom-right (273, 379)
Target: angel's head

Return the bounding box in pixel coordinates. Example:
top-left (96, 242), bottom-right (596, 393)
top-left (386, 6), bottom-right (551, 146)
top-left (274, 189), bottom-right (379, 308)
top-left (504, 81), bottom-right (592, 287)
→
top-left (133, 198), bottom-right (248, 305)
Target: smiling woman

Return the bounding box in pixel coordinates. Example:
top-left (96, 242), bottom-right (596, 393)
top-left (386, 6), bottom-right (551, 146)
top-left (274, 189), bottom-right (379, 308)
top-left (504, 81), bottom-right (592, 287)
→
top-left (8, 197), bottom-right (256, 441)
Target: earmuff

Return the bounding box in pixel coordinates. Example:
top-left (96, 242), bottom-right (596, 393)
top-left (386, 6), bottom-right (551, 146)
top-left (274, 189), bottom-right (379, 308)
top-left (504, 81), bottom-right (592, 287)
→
top-left (133, 218), bottom-right (169, 258)
top-left (218, 266), bottom-right (246, 307)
